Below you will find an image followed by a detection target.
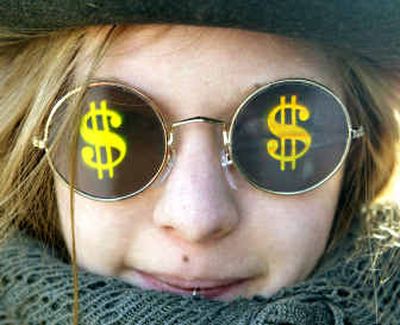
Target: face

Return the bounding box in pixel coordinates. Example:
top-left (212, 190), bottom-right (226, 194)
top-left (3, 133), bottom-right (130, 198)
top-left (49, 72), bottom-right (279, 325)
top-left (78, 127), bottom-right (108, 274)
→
top-left (56, 24), bottom-right (344, 301)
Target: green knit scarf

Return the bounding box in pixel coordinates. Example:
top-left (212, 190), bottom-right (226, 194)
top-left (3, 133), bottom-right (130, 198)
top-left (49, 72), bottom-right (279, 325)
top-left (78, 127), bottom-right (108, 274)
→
top-left (0, 207), bottom-right (399, 325)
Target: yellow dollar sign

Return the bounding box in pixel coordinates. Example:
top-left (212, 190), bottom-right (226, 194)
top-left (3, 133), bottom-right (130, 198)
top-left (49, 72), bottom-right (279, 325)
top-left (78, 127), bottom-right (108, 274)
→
top-left (266, 95), bottom-right (312, 171)
top-left (80, 100), bottom-right (127, 180)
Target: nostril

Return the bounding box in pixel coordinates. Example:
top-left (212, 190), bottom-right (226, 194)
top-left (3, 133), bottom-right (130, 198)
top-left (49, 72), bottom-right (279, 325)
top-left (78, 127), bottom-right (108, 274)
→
top-left (162, 225), bottom-right (174, 232)
top-left (210, 225), bottom-right (232, 240)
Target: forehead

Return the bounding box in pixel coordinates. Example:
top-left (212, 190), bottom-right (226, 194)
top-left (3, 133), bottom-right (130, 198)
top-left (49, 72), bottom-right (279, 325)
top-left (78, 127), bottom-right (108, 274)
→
top-left (92, 24), bottom-right (342, 121)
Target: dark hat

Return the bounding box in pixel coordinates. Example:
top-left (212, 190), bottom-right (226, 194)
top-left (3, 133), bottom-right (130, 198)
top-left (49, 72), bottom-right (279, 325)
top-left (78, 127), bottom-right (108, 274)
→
top-left (1, 0), bottom-right (400, 65)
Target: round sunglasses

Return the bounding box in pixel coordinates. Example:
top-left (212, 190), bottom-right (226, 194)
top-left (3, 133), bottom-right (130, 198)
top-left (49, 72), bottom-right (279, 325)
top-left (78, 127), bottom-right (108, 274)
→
top-left (33, 78), bottom-right (364, 201)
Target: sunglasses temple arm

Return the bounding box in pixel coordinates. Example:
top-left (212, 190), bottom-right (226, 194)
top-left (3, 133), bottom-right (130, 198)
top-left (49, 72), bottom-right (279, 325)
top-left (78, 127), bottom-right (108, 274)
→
top-left (32, 136), bottom-right (46, 149)
top-left (350, 126), bottom-right (365, 140)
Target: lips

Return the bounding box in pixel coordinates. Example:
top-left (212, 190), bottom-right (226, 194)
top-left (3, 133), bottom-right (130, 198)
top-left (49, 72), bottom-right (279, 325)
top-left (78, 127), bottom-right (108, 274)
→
top-left (133, 269), bottom-right (250, 299)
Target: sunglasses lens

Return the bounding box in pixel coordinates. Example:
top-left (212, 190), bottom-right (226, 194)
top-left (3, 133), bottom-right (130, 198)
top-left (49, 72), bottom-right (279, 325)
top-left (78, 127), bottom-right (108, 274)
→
top-left (48, 83), bottom-right (167, 200)
top-left (231, 80), bottom-right (351, 194)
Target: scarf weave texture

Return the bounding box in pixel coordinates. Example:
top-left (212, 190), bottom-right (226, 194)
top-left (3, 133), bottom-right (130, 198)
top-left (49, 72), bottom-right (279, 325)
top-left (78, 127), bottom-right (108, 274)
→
top-left (0, 207), bottom-right (399, 324)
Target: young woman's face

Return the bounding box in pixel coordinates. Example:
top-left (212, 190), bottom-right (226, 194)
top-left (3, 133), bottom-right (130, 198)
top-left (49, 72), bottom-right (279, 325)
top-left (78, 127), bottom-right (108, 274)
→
top-left (56, 24), bottom-right (344, 301)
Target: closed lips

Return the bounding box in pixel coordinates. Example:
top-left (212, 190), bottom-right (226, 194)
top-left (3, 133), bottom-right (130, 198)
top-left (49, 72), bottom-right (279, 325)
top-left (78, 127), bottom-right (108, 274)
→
top-left (158, 274), bottom-right (247, 289)
top-left (130, 268), bottom-right (255, 300)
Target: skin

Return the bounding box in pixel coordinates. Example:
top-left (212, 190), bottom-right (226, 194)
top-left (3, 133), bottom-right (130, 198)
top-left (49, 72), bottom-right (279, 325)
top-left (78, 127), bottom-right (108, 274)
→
top-left (56, 24), bottom-right (344, 301)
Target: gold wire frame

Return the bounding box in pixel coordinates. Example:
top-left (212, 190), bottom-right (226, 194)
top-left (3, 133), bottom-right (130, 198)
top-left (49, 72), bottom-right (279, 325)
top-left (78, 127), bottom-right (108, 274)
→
top-left (33, 78), bottom-right (364, 201)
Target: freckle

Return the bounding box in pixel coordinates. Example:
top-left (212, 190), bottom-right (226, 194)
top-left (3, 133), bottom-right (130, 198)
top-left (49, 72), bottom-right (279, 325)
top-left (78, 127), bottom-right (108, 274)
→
top-left (182, 255), bottom-right (189, 263)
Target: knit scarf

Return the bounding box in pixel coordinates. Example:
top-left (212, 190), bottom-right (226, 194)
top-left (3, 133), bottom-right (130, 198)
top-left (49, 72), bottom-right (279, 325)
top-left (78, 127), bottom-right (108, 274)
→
top-left (0, 206), bottom-right (399, 325)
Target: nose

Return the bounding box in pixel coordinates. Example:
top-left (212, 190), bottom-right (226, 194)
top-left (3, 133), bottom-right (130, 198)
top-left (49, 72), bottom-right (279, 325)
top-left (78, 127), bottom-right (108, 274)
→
top-left (152, 123), bottom-right (240, 243)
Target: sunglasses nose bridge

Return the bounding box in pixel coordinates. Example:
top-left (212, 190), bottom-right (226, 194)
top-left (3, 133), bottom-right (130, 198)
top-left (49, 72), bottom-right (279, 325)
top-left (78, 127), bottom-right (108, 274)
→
top-left (170, 116), bottom-right (226, 128)
top-left (169, 116), bottom-right (233, 165)
top-left (161, 116), bottom-right (236, 188)
top-left (169, 115), bottom-right (230, 148)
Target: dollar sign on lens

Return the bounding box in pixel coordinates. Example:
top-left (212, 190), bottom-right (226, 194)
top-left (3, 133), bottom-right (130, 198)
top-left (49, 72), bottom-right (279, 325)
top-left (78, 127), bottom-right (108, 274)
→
top-left (266, 95), bottom-right (312, 171)
top-left (80, 100), bottom-right (127, 179)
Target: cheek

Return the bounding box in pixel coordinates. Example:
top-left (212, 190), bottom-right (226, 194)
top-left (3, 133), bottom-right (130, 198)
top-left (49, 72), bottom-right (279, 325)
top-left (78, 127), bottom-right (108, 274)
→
top-left (244, 193), bottom-right (335, 255)
top-left (239, 171), bottom-right (341, 283)
top-left (55, 180), bottom-right (135, 275)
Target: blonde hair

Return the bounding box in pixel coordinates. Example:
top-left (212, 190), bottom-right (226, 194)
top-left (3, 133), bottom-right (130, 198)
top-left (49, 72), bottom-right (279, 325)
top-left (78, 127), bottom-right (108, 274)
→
top-left (0, 25), bottom-right (398, 324)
